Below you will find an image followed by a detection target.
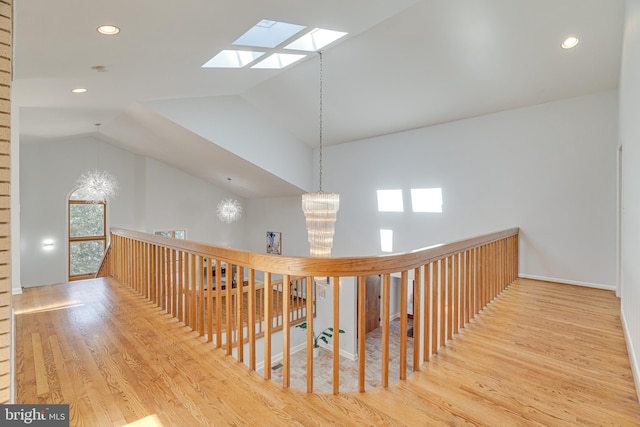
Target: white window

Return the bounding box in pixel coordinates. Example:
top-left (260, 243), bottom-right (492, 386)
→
top-left (411, 188), bottom-right (443, 213)
top-left (377, 189), bottom-right (404, 212)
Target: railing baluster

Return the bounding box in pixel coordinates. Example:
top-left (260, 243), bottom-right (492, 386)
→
top-left (237, 266), bottom-right (244, 362)
top-left (306, 276), bottom-right (313, 393)
top-left (382, 273), bottom-right (390, 387)
top-left (103, 227), bottom-right (519, 396)
top-left (263, 273), bottom-right (272, 379)
top-left (207, 258), bottom-right (213, 342)
top-left (357, 276), bottom-right (366, 392)
top-left (431, 261), bottom-right (438, 357)
top-left (248, 268), bottom-right (256, 370)
top-left (399, 271), bottom-right (407, 380)
top-left (413, 266), bottom-right (421, 371)
top-left (215, 260), bottom-right (222, 348)
top-left (332, 275), bottom-right (340, 395)
top-left (198, 255), bottom-right (204, 336)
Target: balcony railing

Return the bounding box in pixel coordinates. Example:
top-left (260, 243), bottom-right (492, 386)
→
top-left (98, 227), bottom-right (519, 394)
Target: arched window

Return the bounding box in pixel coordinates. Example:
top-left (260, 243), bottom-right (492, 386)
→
top-left (68, 189), bottom-right (106, 281)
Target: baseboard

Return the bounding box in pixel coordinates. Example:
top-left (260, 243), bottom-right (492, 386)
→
top-left (518, 274), bottom-right (615, 291)
top-left (11, 286), bottom-right (22, 295)
top-left (621, 306), bottom-right (640, 403)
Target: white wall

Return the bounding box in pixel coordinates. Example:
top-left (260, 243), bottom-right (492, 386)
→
top-left (142, 158), bottom-right (246, 248)
top-left (619, 0), bottom-right (640, 400)
top-left (245, 196), bottom-right (307, 256)
top-left (320, 90), bottom-right (619, 289)
top-left (144, 96), bottom-right (313, 192)
top-left (20, 136), bottom-right (138, 287)
top-left (214, 90), bottom-right (618, 292)
top-left (245, 90), bottom-right (619, 362)
top-left (19, 136), bottom-right (246, 287)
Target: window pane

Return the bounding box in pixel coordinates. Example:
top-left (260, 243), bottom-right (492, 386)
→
top-left (70, 240), bottom-right (105, 276)
top-left (174, 230), bottom-right (186, 239)
top-left (70, 204), bottom-right (105, 237)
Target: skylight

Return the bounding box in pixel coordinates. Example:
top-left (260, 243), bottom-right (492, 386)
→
top-left (284, 28), bottom-right (348, 51)
top-left (251, 53), bottom-right (306, 69)
top-left (377, 189), bottom-right (404, 212)
top-left (233, 20), bottom-right (306, 48)
top-left (202, 50), bottom-right (265, 68)
top-left (202, 19), bottom-right (347, 69)
top-left (411, 188), bottom-right (443, 213)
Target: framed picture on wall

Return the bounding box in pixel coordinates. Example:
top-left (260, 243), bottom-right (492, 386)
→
top-left (266, 231), bottom-right (282, 255)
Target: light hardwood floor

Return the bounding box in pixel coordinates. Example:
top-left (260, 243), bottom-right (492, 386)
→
top-left (14, 277), bottom-right (640, 426)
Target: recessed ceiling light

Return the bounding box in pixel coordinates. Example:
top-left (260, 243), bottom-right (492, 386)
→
top-left (97, 25), bottom-right (120, 35)
top-left (71, 88), bottom-right (87, 94)
top-left (202, 50), bottom-right (265, 68)
top-left (561, 36), bottom-right (579, 49)
top-left (284, 28), bottom-right (348, 51)
top-left (233, 20), bottom-right (305, 48)
top-left (251, 53), bottom-right (306, 69)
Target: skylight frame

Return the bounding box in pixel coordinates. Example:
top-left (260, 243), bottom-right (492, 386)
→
top-left (233, 19), bottom-right (306, 49)
top-left (284, 28), bottom-right (348, 51)
top-left (202, 49), bottom-right (266, 68)
top-left (251, 53), bottom-right (307, 69)
top-left (202, 19), bottom-right (348, 69)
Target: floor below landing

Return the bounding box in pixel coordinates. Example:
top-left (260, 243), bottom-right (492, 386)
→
top-left (264, 318), bottom-right (413, 393)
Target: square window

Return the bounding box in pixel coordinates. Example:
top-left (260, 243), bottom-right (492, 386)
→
top-left (411, 188), bottom-right (443, 213)
top-left (377, 189), bottom-right (404, 212)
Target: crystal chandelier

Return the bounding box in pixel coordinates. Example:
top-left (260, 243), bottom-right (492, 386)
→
top-left (217, 178), bottom-right (242, 223)
top-left (302, 51), bottom-right (340, 265)
top-left (76, 123), bottom-right (119, 202)
top-left (76, 169), bottom-right (119, 202)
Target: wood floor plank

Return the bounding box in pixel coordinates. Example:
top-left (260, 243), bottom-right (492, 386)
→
top-left (14, 277), bottom-right (640, 426)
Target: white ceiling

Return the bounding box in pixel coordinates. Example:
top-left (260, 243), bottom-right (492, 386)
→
top-left (13, 0), bottom-right (624, 197)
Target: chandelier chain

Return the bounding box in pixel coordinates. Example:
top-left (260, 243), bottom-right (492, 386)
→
top-left (318, 50), bottom-right (324, 192)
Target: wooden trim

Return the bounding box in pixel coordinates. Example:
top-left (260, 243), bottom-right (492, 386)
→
top-left (110, 227), bottom-right (519, 276)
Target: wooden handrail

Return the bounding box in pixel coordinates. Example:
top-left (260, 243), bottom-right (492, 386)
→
top-left (100, 226), bottom-right (519, 394)
top-left (109, 226), bottom-right (518, 276)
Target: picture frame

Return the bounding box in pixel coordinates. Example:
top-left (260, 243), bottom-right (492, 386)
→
top-left (266, 231), bottom-right (282, 255)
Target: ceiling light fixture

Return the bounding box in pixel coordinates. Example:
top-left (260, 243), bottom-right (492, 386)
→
top-left (302, 50), bottom-right (340, 263)
top-left (97, 25), bottom-right (120, 35)
top-left (71, 88), bottom-right (87, 94)
top-left (561, 36), bottom-right (579, 49)
top-left (217, 178), bottom-right (242, 223)
top-left (75, 123), bottom-right (119, 202)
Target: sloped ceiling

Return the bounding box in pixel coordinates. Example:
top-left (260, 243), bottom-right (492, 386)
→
top-left (13, 0), bottom-right (624, 197)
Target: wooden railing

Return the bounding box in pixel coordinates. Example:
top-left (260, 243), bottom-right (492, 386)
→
top-left (98, 227), bottom-right (519, 394)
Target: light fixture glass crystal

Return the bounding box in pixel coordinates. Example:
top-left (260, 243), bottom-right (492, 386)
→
top-left (76, 170), bottom-right (119, 202)
top-left (75, 123), bottom-right (119, 202)
top-left (217, 198), bottom-right (242, 223)
top-left (302, 50), bottom-right (340, 287)
top-left (217, 178), bottom-right (242, 223)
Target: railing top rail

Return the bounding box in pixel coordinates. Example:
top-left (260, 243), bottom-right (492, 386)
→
top-left (110, 227), bottom-right (519, 277)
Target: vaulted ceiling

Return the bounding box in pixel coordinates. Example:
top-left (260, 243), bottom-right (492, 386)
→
top-left (13, 0), bottom-right (624, 197)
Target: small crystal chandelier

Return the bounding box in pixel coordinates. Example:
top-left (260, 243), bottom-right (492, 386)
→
top-left (76, 123), bottom-right (119, 202)
top-left (76, 169), bottom-right (119, 202)
top-left (302, 51), bottom-right (340, 292)
top-left (217, 178), bottom-right (242, 223)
